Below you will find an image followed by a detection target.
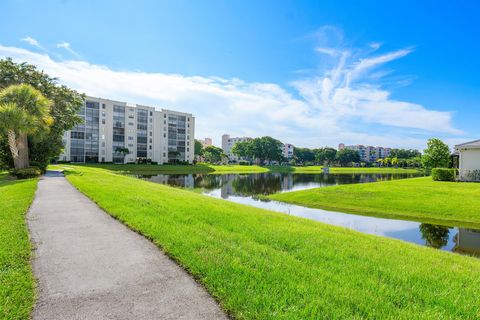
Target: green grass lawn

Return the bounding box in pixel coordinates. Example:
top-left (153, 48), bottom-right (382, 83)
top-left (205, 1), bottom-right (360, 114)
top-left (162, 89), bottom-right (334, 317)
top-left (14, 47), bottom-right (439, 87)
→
top-left (62, 166), bottom-right (480, 319)
top-left (53, 163), bottom-right (419, 175)
top-left (0, 174), bottom-right (38, 319)
top-left (269, 176), bottom-right (480, 228)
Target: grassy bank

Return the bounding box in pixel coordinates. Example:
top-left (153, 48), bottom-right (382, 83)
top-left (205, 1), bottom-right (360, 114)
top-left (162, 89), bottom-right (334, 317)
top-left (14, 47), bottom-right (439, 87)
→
top-left (54, 163), bottom-right (419, 175)
top-left (63, 166), bottom-right (480, 319)
top-left (0, 174), bottom-right (38, 319)
top-left (269, 177), bottom-right (480, 227)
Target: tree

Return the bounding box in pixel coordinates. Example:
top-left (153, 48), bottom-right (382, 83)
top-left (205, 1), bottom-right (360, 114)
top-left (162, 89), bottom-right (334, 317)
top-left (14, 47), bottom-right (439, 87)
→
top-left (390, 148), bottom-right (421, 159)
top-left (0, 58), bottom-right (84, 171)
top-left (294, 147), bottom-right (315, 164)
top-left (115, 147), bottom-right (130, 157)
top-left (422, 138), bottom-right (451, 169)
top-left (202, 145), bottom-right (226, 163)
top-left (0, 85), bottom-right (53, 169)
top-left (335, 149), bottom-right (360, 167)
top-left (231, 140), bottom-right (252, 159)
top-left (194, 139), bottom-right (203, 156)
top-left (233, 137), bottom-right (283, 163)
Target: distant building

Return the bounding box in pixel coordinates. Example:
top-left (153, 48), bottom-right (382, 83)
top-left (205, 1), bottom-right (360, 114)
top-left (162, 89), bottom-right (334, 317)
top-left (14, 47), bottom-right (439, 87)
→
top-left (338, 143), bottom-right (392, 163)
top-left (283, 143), bottom-right (294, 160)
top-left (222, 134), bottom-right (252, 162)
top-left (201, 137), bottom-right (212, 148)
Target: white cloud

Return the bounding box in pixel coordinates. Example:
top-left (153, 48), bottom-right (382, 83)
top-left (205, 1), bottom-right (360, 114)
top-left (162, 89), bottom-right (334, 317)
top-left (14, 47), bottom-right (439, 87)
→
top-left (20, 36), bottom-right (40, 47)
top-left (0, 36), bottom-right (463, 150)
top-left (56, 41), bottom-right (81, 59)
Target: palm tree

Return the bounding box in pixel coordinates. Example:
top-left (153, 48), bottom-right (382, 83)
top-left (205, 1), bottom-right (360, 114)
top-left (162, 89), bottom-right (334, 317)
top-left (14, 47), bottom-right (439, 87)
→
top-left (391, 157), bottom-right (399, 167)
top-left (0, 84), bottom-right (52, 169)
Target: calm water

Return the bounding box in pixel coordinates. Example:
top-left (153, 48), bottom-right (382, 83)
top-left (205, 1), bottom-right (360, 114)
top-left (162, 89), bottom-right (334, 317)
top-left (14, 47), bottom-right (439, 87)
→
top-left (140, 172), bottom-right (480, 257)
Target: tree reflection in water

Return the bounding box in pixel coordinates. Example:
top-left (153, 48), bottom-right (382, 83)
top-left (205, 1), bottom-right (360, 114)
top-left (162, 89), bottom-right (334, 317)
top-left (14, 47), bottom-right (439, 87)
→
top-left (419, 223), bottom-right (451, 249)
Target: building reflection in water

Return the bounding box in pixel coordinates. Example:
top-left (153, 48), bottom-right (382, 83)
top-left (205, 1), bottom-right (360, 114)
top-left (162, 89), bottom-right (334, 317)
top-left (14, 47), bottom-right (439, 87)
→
top-left (419, 223), bottom-right (480, 256)
top-left (454, 228), bottom-right (480, 256)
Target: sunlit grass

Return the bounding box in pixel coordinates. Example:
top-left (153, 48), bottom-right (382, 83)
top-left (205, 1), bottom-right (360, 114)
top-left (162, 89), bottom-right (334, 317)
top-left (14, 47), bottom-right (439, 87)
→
top-left (64, 166), bottom-right (480, 319)
top-left (0, 174), bottom-right (37, 319)
top-left (269, 177), bottom-right (480, 227)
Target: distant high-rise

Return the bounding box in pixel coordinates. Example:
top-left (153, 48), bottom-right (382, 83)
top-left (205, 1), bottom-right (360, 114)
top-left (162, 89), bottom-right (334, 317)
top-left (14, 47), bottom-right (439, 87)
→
top-left (338, 143), bottom-right (392, 163)
top-left (221, 134), bottom-right (252, 162)
top-left (60, 96), bottom-right (195, 164)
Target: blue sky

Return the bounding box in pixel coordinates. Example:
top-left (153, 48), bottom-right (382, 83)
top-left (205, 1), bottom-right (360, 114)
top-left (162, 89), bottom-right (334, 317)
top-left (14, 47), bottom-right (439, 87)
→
top-left (1, 0), bottom-right (479, 149)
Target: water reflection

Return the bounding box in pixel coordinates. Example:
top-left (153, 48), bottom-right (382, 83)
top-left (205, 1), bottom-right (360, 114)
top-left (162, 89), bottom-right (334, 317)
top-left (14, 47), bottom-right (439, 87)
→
top-left (142, 172), bottom-right (420, 197)
top-left (420, 223), bottom-right (450, 249)
top-left (139, 172), bottom-right (480, 257)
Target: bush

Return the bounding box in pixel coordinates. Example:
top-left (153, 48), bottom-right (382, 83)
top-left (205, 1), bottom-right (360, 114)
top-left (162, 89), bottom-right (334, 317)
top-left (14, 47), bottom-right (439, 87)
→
top-left (239, 160), bottom-right (250, 166)
top-left (10, 166), bottom-right (42, 179)
top-left (432, 168), bottom-right (457, 181)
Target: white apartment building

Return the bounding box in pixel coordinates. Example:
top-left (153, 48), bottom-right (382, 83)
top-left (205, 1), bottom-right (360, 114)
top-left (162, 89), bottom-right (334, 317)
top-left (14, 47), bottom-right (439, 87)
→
top-left (60, 96), bottom-right (195, 164)
top-left (338, 143), bottom-right (391, 163)
top-left (221, 134), bottom-right (252, 162)
top-left (283, 143), bottom-right (294, 159)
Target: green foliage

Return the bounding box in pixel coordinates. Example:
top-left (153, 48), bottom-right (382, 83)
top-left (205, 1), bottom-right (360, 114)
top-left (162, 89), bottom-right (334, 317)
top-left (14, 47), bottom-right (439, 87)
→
top-left (293, 147), bottom-right (315, 164)
top-left (232, 136), bottom-right (283, 163)
top-left (0, 175), bottom-right (37, 319)
top-left (114, 147), bottom-right (130, 156)
top-left (314, 147), bottom-right (337, 165)
top-left (335, 148), bottom-right (360, 166)
top-left (0, 58), bottom-right (84, 170)
top-left (390, 148), bottom-right (422, 159)
top-left (66, 166), bottom-right (480, 319)
top-left (9, 166), bottom-right (42, 179)
top-left (202, 145), bottom-right (225, 163)
top-left (422, 138), bottom-right (451, 169)
top-left (194, 139), bottom-right (204, 156)
top-left (431, 168), bottom-right (457, 181)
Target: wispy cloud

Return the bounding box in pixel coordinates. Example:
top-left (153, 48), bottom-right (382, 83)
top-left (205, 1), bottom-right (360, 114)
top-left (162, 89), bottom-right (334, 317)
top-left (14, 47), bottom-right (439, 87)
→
top-left (20, 36), bottom-right (43, 49)
top-left (56, 41), bottom-right (81, 59)
top-left (0, 28), bottom-right (464, 149)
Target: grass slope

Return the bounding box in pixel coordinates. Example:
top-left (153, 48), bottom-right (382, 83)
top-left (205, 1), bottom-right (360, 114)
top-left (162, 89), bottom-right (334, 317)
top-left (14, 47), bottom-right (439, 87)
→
top-left (64, 166), bottom-right (480, 319)
top-left (0, 175), bottom-right (37, 319)
top-left (55, 163), bottom-right (419, 175)
top-left (269, 177), bottom-right (480, 227)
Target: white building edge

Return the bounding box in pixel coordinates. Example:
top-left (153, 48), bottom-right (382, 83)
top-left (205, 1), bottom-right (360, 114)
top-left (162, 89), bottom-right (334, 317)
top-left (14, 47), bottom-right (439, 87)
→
top-left (60, 96), bottom-right (195, 164)
top-left (455, 139), bottom-right (480, 181)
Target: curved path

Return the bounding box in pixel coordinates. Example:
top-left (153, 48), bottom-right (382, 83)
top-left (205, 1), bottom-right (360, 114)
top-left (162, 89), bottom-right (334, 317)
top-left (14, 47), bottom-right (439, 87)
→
top-left (27, 171), bottom-right (227, 320)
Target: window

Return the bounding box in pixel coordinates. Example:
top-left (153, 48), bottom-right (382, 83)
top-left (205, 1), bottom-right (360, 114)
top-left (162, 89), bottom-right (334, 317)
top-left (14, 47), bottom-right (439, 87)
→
top-left (163, 133), bottom-right (166, 137)
top-left (149, 145), bottom-right (152, 150)
top-left (187, 148), bottom-right (189, 152)
top-left (149, 132), bottom-right (152, 136)
top-left (163, 152), bottom-right (166, 157)
top-left (102, 119), bottom-right (105, 124)
top-left (164, 114), bottom-right (166, 118)
top-left (128, 136), bottom-right (134, 140)
top-left (150, 111), bottom-right (153, 116)
top-left (102, 104), bottom-right (106, 109)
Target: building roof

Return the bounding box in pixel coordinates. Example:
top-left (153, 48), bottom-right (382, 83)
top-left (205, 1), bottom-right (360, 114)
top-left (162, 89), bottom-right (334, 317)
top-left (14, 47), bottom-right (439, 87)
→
top-left (455, 139), bottom-right (480, 149)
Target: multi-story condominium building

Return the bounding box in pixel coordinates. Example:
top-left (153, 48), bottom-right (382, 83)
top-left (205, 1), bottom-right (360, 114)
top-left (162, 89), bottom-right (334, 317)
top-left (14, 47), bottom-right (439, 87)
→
top-left (200, 137), bottom-right (213, 148)
top-left (221, 134), bottom-right (252, 162)
top-left (60, 96), bottom-right (195, 164)
top-left (338, 143), bottom-right (392, 163)
top-left (283, 143), bottom-right (294, 160)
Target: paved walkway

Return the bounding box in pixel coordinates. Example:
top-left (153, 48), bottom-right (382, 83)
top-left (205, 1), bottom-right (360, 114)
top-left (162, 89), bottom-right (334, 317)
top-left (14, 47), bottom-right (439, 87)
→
top-left (27, 171), bottom-right (227, 320)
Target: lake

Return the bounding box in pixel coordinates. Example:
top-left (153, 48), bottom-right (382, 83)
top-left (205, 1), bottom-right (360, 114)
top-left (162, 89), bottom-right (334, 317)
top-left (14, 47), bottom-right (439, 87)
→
top-left (139, 172), bottom-right (480, 257)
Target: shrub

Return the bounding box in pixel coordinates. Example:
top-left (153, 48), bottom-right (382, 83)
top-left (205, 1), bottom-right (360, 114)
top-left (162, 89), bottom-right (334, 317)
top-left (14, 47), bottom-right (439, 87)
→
top-left (239, 160), bottom-right (250, 166)
top-left (10, 166), bottom-right (42, 179)
top-left (432, 168), bottom-right (457, 181)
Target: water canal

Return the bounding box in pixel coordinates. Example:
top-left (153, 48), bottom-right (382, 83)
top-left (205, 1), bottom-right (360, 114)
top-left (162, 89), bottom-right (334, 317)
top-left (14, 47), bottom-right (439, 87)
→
top-left (139, 172), bottom-right (480, 256)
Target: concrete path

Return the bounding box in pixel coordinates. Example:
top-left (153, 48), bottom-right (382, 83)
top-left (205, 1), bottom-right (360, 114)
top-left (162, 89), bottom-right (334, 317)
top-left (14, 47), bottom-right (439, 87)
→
top-left (27, 171), bottom-right (228, 320)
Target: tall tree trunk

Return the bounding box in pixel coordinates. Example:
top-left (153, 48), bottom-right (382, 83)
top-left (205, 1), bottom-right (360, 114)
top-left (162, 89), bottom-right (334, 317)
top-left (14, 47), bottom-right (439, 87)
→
top-left (7, 129), bottom-right (21, 169)
top-left (9, 132), bottom-right (30, 169)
